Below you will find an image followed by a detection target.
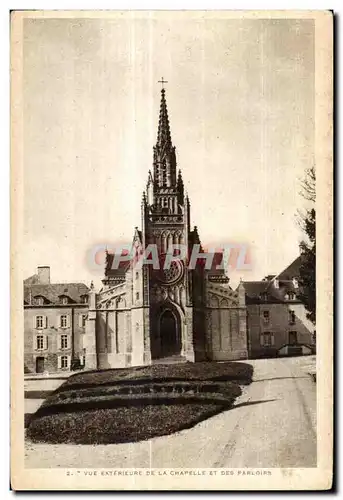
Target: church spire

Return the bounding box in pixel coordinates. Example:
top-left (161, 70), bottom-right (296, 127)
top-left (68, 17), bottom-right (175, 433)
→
top-left (157, 88), bottom-right (172, 148)
top-left (153, 82), bottom-right (177, 189)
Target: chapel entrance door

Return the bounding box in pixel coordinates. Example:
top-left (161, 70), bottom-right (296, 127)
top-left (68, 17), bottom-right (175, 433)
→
top-left (159, 309), bottom-right (181, 358)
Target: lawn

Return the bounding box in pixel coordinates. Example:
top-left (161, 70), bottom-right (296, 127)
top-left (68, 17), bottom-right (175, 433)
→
top-left (27, 361), bottom-right (253, 445)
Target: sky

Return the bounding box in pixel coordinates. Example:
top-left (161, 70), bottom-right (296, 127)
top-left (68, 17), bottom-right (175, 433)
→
top-left (22, 13), bottom-right (314, 288)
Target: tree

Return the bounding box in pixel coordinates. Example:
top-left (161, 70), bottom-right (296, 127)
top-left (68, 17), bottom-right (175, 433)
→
top-left (298, 167), bottom-right (316, 324)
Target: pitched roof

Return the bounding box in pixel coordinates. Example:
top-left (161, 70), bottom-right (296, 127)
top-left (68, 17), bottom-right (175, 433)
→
top-left (105, 252), bottom-right (131, 279)
top-left (243, 281), bottom-right (269, 299)
top-left (277, 255), bottom-right (303, 280)
top-left (24, 282), bottom-right (89, 305)
top-left (243, 279), bottom-right (300, 304)
top-left (242, 255), bottom-right (304, 304)
top-left (105, 228), bottom-right (143, 280)
top-left (24, 274), bottom-right (40, 285)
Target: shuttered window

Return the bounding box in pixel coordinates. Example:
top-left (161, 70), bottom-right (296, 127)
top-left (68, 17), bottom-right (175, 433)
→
top-left (79, 314), bottom-right (87, 328)
top-left (260, 332), bottom-right (275, 347)
top-left (36, 335), bottom-right (48, 350)
top-left (34, 316), bottom-right (48, 329)
top-left (61, 334), bottom-right (68, 349)
top-left (60, 315), bottom-right (69, 328)
top-left (58, 355), bottom-right (70, 370)
top-left (36, 335), bottom-right (44, 350)
top-left (35, 316), bottom-right (44, 329)
top-left (262, 311), bottom-right (270, 323)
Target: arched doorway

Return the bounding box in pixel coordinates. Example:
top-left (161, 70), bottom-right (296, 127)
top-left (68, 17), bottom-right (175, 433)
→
top-left (159, 308), bottom-right (181, 358)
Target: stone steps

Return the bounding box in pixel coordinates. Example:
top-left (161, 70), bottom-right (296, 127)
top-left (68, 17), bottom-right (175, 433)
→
top-left (151, 355), bottom-right (187, 365)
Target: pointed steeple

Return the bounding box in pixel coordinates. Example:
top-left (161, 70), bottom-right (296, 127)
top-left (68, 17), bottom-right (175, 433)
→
top-left (157, 88), bottom-right (172, 148)
top-left (153, 87), bottom-right (177, 189)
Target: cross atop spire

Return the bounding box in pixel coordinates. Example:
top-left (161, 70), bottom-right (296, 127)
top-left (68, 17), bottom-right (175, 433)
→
top-left (158, 77), bottom-right (168, 90)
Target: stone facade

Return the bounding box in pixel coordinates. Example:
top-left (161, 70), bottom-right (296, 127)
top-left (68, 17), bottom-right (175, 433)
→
top-left (24, 266), bottom-right (89, 374)
top-left (243, 257), bottom-right (315, 359)
top-left (85, 89), bottom-right (248, 369)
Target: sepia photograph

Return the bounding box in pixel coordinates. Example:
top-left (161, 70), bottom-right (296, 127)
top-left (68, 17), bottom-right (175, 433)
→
top-left (11, 10), bottom-right (333, 490)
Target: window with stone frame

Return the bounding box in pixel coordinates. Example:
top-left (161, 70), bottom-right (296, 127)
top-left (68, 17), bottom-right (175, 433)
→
top-left (36, 315), bottom-right (44, 329)
top-left (60, 315), bottom-right (68, 328)
top-left (260, 332), bottom-right (274, 347)
top-left (61, 334), bottom-right (68, 350)
top-left (36, 335), bottom-right (44, 350)
top-left (61, 355), bottom-right (68, 369)
top-left (80, 314), bottom-right (87, 328)
top-left (262, 310), bottom-right (270, 323)
top-left (289, 310), bottom-right (296, 325)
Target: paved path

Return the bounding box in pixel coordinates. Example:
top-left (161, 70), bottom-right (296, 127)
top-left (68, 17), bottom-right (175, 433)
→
top-left (25, 356), bottom-right (316, 469)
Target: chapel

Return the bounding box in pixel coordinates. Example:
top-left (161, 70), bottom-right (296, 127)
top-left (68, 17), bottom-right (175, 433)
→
top-left (85, 87), bottom-right (248, 368)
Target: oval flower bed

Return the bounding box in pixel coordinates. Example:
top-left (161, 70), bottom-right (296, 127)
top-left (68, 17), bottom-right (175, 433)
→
top-left (27, 361), bottom-right (253, 445)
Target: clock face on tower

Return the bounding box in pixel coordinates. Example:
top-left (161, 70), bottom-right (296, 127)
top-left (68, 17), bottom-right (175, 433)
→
top-left (155, 256), bottom-right (184, 286)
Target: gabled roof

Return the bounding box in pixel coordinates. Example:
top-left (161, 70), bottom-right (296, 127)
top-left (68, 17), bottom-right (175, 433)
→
top-left (242, 255), bottom-right (304, 304)
top-left (105, 228), bottom-right (143, 280)
top-left (277, 255), bottom-right (303, 281)
top-left (24, 282), bottom-right (89, 305)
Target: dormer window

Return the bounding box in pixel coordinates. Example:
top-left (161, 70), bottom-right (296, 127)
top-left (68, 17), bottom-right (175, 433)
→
top-left (286, 292), bottom-right (296, 301)
top-left (292, 278), bottom-right (299, 289)
top-left (260, 292), bottom-right (268, 301)
top-left (274, 279), bottom-right (279, 289)
top-left (80, 295), bottom-right (88, 304)
top-left (60, 296), bottom-right (69, 305)
top-left (34, 296), bottom-right (44, 306)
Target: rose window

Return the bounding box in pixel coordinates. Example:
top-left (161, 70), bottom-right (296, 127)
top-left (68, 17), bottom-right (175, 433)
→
top-left (157, 258), bottom-right (183, 285)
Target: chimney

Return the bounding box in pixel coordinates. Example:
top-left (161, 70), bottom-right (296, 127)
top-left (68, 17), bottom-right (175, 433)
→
top-left (37, 266), bottom-right (50, 284)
